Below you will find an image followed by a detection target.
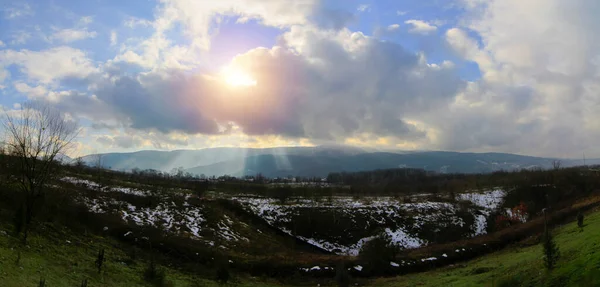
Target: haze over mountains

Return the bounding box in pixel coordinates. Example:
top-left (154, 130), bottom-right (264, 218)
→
top-left (79, 145), bottom-right (596, 178)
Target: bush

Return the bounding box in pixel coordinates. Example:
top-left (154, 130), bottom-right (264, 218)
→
top-left (215, 262), bottom-right (230, 285)
top-left (496, 274), bottom-right (523, 287)
top-left (577, 212), bottom-right (584, 229)
top-left (358, 232), bottom-right (401, 273)
top-left (95, 248), bottom-right (105, 273)
top-left (143, 260), bottom-right (168, 287)
top-left (336, 262), bottom-right (351, 287)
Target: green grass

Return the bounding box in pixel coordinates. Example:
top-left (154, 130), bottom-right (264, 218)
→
top-left (0, 224), bottom-right (281, 287)
top-left (2, 200), bottom-right (600, 287)
top-left (374, 208), bottom-right (600, 287)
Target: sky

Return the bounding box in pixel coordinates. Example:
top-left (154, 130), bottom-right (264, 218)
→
top-left (1, 0), bottom-right (600, 158)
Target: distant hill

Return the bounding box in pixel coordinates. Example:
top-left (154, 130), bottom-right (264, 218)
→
top-left (80, 145), bottom-right (598, 177)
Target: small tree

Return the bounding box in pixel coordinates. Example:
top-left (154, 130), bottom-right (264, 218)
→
top-left (542, 228), bottom-right (560, 270)
top-left (215, 261), bottom-right (230, 285)
top-left (143, 259), bottom-right (167, 287)
top-left (542, 210), bottom-right (559, 270)
top-left (95, 248), bottom-right (105, 273)
top-left (336, 261), bottom-right (351, 287)
top-left (2, 102), bottom-right (79, 242)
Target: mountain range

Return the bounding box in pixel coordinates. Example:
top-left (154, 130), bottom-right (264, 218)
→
top-left (80, 145), bottom-right (595, 178)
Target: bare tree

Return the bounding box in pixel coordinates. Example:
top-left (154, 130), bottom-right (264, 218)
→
top-left (2, 102), bottom-right (79, 242)
top-left (93, 153), bottom-right (103, 170)
top-left (552, 160), bottom-right (561, 170)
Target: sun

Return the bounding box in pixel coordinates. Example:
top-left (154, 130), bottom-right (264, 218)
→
top-left (222, 67), bottom-right (257, 87)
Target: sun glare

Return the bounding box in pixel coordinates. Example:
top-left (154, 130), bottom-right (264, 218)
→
top-left (222, 67), bottom-right (257, 87)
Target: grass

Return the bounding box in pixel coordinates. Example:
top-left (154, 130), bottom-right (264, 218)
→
top-left (0, 223), bottom-right (281, 287)
top-left (3, 208), bottom-right (600, 287)
top-left (374, 207), bottom-right (600, 287)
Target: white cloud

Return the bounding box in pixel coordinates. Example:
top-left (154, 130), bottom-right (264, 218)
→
top-left (0, 46), bottom-right (97, 84)
top-left (11, 31), bottom-right (31, 45)
top-left (387, 24), bottom-right (400, 31)
top-left (405, 20), bottom-right (437, 34)
top-left (4, 3), bottom-right (33, 19)
top-left (0, 68), bottom-right (9, 83)
top-left (58, 25), bottom-right (461, 145)
top-left (13, 82), bottom-right (48, 99)
top-left (124, 17), bottom-right (152, 28)
top-left (357, 5), bottom-right (370, 12)
top-left (110, 30), bottom-right (117, 46)
top-left (79, 16), bottom-right (93, 25)
top-left (0, 40), bottom-right (4, 47)
top-left (50, 28), bottom-right (97, 43)
top-left (397, 10), bottom-right (407, 16)
top-left (153, 0), bottom-right (319, 50)
top-left (445, 28), bottom-right (479, 59)
top-left (424, 0), bottom-right (600, 157)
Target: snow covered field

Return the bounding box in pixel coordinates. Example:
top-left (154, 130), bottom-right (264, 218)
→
top-left (233, 189), bottom-right (506, 255)
top-left (62, 175), bottom-right (507, 256)
top-left (64, 176), bottom-right (249, 246)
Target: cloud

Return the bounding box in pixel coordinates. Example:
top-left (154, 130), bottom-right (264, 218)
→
top-left (420, 0), bottom-right (600, 157)
top-left (79, 16), bottom-right (93, 25)
top-left (0, 46), bottom-right (97, 84)
top-left (7, 0), bottom-right (600, 158)
top-left (405, 19), bottom-right (437, 34)
top-left (110, 31), bottom-right (117, 46)
top-left (96, 134), bottom-right (147, 149)
top-left (124, 17), bottom-right (152, 28)
top-left (397, 10), bottom-right (407, 16)
top-left (53, 25), bottom-right (462, 144)
top-left (445, 28), bottom-right (479, 59)
top-left (13, 82), bottom-right (48, 99)
top-left (387, 24), bottom-right (400, 31)
top-left (11, 31), bottom-right (31, 45)
top-left (0, 40), bottom-right (5, 47)
top-left (153, 0), bottom-right (319, 50)
top-left (4, 3), bottom-right (33, 19)
top-left (50, 28), bottom-right (97, 43)
top-left (357, 5), bottom-right (370, 12)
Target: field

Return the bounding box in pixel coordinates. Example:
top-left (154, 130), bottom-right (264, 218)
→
top-left (1, 203), bottom-right (598, 286)
top-left (375, 206), bottom-right (600, 287)
top-left (1, 162), bottom-right (600, 286)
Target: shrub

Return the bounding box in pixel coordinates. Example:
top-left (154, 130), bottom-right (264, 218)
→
top-left (95, 248), bottom-right (105, 273)
top-left (215, 262), bottom-right (230, 285)
top-left (81, 279), bottom-right (88, 287)
top-left (496, 274), bottom-right (523, 287)
top-left (336, 262), bottom-right (351, 287)
top-left (143, 260), bottom-right (168, 287)
top-left (13, 203), bottom-right (25, 236)
top-left (38, 278), bottom-right (46, 287)
top-left (577, 212), bottom-right (584, 229)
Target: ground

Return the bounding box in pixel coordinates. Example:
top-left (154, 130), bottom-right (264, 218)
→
top-left (1, 207), bottom-right (598, 286)
top-left (375, 207), bottom-right (600, 287)
top-left (0, 223), bottom-right (280, 287)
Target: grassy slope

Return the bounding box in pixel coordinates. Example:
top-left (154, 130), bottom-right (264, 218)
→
top-left (0, 224), bottom-right (280, 287)
top-left (375, 207), bottom-right (600, 287)
top-left (2, 209), bottom-right (599, 287)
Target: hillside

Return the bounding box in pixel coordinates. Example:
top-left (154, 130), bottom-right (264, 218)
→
top-left (375, 205), bottom-right (600, 286)
top-left (80, 145), bottom-right (599, 177)
top-left (1, 196), bottom-right (599, 287)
